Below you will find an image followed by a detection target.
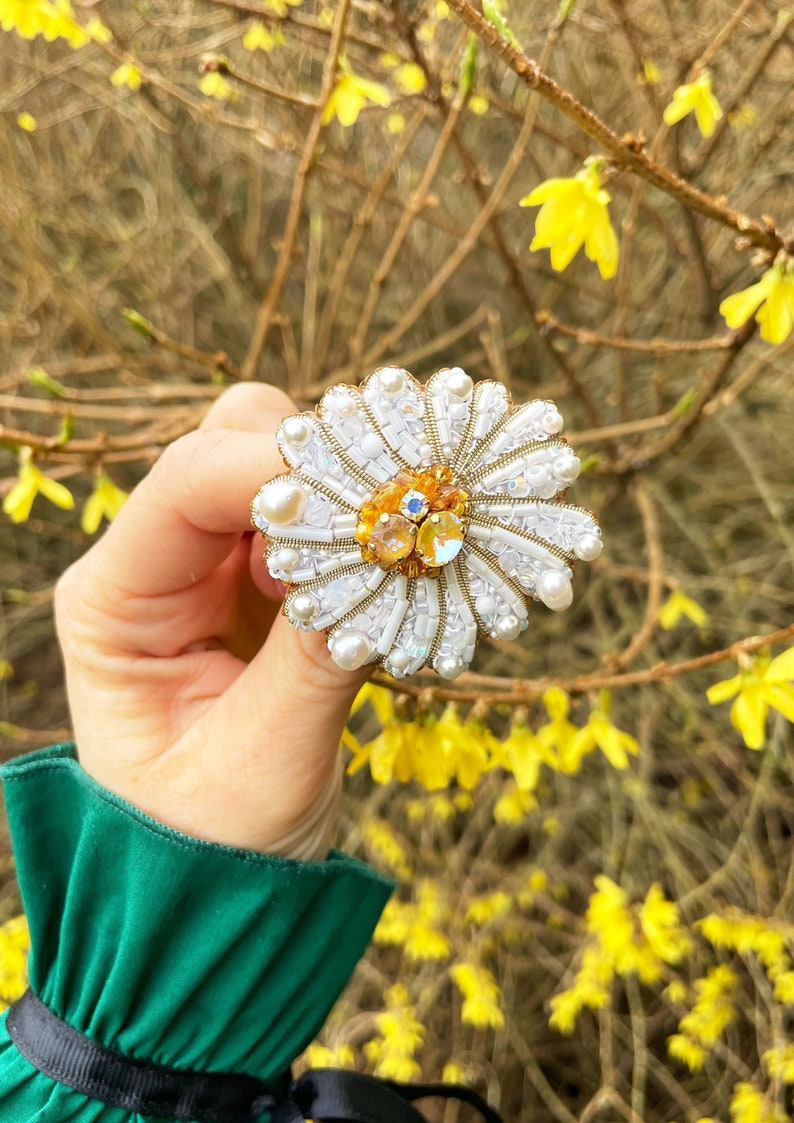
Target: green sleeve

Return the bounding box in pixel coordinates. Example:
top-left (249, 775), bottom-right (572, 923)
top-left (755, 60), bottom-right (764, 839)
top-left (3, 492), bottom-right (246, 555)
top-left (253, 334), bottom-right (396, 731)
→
top-left (0, 744), bottom-right (394, 1122)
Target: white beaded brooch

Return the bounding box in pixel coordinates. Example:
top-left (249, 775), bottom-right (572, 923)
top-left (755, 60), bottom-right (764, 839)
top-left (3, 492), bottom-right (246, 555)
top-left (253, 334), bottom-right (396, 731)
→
top-left (251, 367), bottom-right (602, 679)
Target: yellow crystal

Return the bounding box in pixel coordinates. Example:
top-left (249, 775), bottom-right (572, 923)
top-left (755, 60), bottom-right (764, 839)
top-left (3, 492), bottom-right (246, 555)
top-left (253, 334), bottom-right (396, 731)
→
top-left (415, 511), bottom-right (465, 566)
top-left (367, 513), bottom-right (417, 567)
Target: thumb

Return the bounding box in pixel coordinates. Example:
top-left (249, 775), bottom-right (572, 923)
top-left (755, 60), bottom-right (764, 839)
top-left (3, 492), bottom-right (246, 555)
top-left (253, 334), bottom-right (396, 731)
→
top-left (207, 611), bottom-right (369, 857)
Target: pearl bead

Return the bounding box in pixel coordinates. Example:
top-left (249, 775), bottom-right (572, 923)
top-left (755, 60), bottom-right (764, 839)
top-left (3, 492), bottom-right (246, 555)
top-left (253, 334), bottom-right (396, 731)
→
top-left (256, 480), bottom-right (308, 526)
top-left (494, 613), bottom-right (522, 641)
top-left (475, 594), bottom-right (497, 617)
top-left (543, 408), bottom-right (563, 434)
top-left (436, 655), bottom-right (464, 679)
top-left (289, 592), bottom-right (319, 622)
top-left (574, 531), bottom-right (602, 561)
top-left (281, 415), bottom-right (312, 449)
top-left (329, 629), bottom-right (374, 671)
top-left (388, 649), bottom-right (410, 671)
top-left (554, 453), bottom-right (580, 484)
top-left (269, 547), bottom-right (300, 574)
top-left (360, 432), bottom-right (385, 459)
top-left (536, 570), bottom-right (573, 611)
top-left (445, 368), bottom-right (473, 399)
top-left (379, 367), bottom-right (406, 396)
top-left (327, 394), bottom-right (357, 418)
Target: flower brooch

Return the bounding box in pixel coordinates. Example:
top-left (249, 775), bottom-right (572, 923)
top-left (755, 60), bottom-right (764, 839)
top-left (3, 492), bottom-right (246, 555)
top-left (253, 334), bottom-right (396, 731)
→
top-left (251, 368), bottom-right (602, 679)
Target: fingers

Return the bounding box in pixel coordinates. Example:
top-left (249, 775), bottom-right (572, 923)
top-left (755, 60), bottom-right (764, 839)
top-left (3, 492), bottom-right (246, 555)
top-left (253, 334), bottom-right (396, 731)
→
top-left (88, 385), bottom-right (297, 598)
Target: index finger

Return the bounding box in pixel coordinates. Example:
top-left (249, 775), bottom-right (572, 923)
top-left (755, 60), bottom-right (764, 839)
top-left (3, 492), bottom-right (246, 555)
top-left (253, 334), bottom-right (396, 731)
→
top-left (90, 423), bottom-right (287, 598)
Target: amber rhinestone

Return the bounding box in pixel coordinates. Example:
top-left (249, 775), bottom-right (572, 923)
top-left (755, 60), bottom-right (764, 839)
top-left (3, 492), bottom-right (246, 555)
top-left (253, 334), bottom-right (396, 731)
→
top-left (357, 464), bottom-right (469, 576)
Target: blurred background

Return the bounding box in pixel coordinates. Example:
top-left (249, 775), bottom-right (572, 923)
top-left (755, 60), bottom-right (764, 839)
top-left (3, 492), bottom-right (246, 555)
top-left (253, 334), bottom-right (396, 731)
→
top-left (1, 1), bottom-right (793, 1119)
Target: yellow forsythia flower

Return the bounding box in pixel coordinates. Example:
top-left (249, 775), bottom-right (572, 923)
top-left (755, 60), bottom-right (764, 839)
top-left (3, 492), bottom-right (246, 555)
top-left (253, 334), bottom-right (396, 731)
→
top-left (111, 64), bottom-right (142, 91)
top-left (86, 16), bottom-right (111, 43)
top-left (567, 691), bottom-right (639, 771)
top-left (537, 687), bottom-right (578, 768)
top-left (663, 70), bottom-right (723, 138)
top-left (762, 1043), bottom-right (794, 1085)
top-left (637, 59), bottom-right (661, 84)
top-left (520, 159), bottom-right (619, 279)
top-left (658, 589), bottom-right (709, 629)
top-left (730, 1082), bottom-right (786, 1123)
top-left (0, 0), bottom-right (88, 47)
top-left (450, 962), bottom-right (505, 1029)
top-left (365, 984), bottom-right (424, 1082)
top-left (16, 112), bottom-right (37, 131)
top-left (720, 255), bottom-right (794, 345)
top-left (468, 94), bottom-right (489, 115)
top-left (242, 20), bottom-right (285, 52)
top-left (81, 475), bottom-right (128, 535)
top-left (199, 72), bottom-right (234, 101)
top-left (465, 891), bottom-right (511, 927)
top-left (322, 59), bottom-right (391, 127)
top-left (386, 112), bottom-right (405, 134)
top-left (502, 720), bottom-right (557, 791)
top-left (728, 103), bottom-right (759, 132)
top-left (493, 785), bottom-right (536, 824)
top-left (3, 455), bottom-right (74, 523)
top-left (303, 1042), bottom-right (355, 1069)
top-left (361, 819), bottom-right (412, 879)
top-left (669, 964), bottom-right (736, 1071)
top-left (262, 0), bottom-right (301, 15)
top-left (0, 915), bottom-right (29, 1011)
top-left (667, 1033), bottom-right (707, 1072)
top-left (707, 647), bottom-right (794, 749)
top-left (393, 62), bottom-right (426, 95)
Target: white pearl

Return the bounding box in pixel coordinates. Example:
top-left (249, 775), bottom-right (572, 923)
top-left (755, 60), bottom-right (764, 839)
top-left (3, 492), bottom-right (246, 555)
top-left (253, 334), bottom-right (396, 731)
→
top-left (281, 416), bottom-right (312, 449)
top-left (388, 649), bottom-right (410, 671)
top-left (475, 594), bottom-right (497, 617)
top-left (289, 592), bottom-right (319, 622)
top-left (269, 547), bottom-right (300, 574)
top-left (436, 655), bottom-right (464, 679)
top-left (327, 393), bottom-right (357, 418)
top-left (419, 443), bottom-right (433, 460)
top-left (554, 453), bottom-right (580, 483)
top-left (494, 613), bottom-right (522, 641)
top-left (379, 367), bottom-right (406, 396)
top-left (543, 407), bottom-right (563, 434)
top-left (536, 570), bottom-right (573, 611)
top-left (329, 629), bottom-right (374, 671)
top-left (360, 432), bottom-right (385, 459)
top-left (256, 480), bottom-right (308, 526)
top-left (445, 368), bottom-right (473, 399)
top-left (574, 531), bottom-right (602, 561)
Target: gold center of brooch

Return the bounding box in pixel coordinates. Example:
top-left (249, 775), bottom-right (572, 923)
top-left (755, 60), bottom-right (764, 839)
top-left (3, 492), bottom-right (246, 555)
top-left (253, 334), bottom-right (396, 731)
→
top-left (355, 465), bottom-right (470, 577)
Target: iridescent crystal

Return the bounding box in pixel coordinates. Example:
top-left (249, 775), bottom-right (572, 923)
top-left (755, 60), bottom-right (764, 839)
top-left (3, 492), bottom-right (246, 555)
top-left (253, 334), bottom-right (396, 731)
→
top-left (415, 512), bottom-right (465, 566)
top-left (400, 489), bottom-right (430, 521)
top-left (366, 514), bottom-right (417, 566)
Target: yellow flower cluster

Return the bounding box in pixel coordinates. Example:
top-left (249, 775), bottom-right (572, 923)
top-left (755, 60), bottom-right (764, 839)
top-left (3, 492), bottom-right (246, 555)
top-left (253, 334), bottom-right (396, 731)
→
top-left (729, 1082), bottom-right (787, 1123)
top-left (668, 965), bottom-right (737, 1072)
top-left (707, 647), bottom-right (794, 750)
top-left (0, 915), bottom-right (29, 1012)
top-left (361, 819), bottom-right (412, 880)
top-left (364, 984), bottom-right (425, 1082)
top-left (699, 909), bottom-right (794, 1001)
top-left (550, 877), bottom-right (690, 1034)
top-left (323, 58), bottom-right (391, 127)
top-left (346, 686), bottom-right (640, 795)
top-left (0, 0), bottom-right (108, 47)
top-left (450, 962), bottom-right (505, 1029)
top-left (374, 880), bottom-right (451, 962)
top-left (302, 1041), bottom-right (355, 1069)
top-left (3, 446), bottom-right (128, 531)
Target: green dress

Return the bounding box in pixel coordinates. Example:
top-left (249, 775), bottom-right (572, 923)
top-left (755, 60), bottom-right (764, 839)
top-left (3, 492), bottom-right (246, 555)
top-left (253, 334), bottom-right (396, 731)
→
top-left (0, 744), bottom-right (393, 1122)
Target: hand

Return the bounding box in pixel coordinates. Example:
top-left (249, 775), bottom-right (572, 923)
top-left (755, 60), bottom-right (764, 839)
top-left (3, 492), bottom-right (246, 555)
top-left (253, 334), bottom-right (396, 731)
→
top-left (54, 384), bottom-right (368, 859)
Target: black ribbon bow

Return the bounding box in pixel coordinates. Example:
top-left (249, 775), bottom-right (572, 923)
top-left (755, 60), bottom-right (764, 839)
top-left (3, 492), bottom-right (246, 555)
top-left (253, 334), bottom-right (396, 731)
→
top-left (7, 989), bottom-right (504, 1123)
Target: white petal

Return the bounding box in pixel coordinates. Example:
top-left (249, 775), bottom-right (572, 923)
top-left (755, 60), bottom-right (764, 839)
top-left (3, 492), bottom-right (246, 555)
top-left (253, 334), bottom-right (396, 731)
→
top-left (466, 439), bottom-right (576, 501)
top-left (467, 515), bottom-right (572, 602)
top-left (386, 575), bottom-right (442, 677)
top-left (462, 544), bottom-right (529, 633)
top-left (470, 497), bottom-right (600, 557)
top-left (266, 541), bottom-right (365, 584)
top-left (362, 368), bottom-right (428, 467)
top-left (285, 564), bottom-right (388, 631)
top-left (451, 380), bottom-right (510, 471)
top-left (432, 561), bottom-right (478, 675)
top-left (470, 399), bottom-right (564, 471)
top-left (424, 368), bottom-right (475, 463)
top-left (318, 385), bottom-right (403, 483)
top-left (278, 413), bottom-right (370, 507)
top-left (328, 573), bottom-right (411, 665)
